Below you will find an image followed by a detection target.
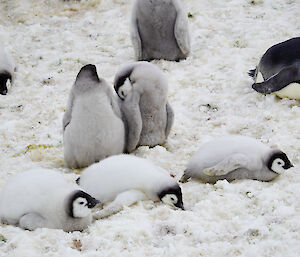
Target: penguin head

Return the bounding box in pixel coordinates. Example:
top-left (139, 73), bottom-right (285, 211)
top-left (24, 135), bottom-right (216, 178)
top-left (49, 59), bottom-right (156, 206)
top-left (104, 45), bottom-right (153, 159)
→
top-left (267, 150), bottom-right (294, 174)
top-left (0, 71), bottom-right (12, 95)
top-left (114, 65), bottom-right (135, 100)
top-left (74, 64), bottom-right (100, 92)
top-left (68, 190), bottom-right (100, 218)
top-left (158, 185), bottom-right (184, 210)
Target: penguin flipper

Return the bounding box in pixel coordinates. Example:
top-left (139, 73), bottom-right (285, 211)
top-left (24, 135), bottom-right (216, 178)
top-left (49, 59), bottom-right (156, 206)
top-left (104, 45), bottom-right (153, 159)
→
top-left (63, 91), bottom-right (75, 131)
top-left (122, 91), bottom-right (142, 152)
top-left (252, 64), bottom-right (300, 94)
top-left (174, 0), bottom-right (190, 56)
top-left (93, 189), bottom-right (146, 219)
top-left (203, 154), bottom-right (250, 176)
top-left (165, 101), bottom-right (174, 138)
top-left (19, 212), bottom-right (47, 230)
top-left (130, 1), bottom-right (143, 60)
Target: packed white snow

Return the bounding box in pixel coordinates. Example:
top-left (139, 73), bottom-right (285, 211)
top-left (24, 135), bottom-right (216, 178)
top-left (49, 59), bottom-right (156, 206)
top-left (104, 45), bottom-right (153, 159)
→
top-left (0, 0), bottom-right (299, 256)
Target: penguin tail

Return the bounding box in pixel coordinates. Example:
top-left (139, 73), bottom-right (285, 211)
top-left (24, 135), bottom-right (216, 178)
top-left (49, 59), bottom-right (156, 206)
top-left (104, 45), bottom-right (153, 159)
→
top-left (248, 68), bottom-right (257, 78)
top-left (76, 177), bottom-right (80, 185)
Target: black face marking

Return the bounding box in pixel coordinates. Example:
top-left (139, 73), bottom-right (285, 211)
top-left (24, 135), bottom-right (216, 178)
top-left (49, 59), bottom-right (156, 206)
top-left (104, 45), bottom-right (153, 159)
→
top-left (67, 190), bottom-right (100, 218)
top-left (114, 67), bottom-right (134, 99)
top-left (158, 185), bottom-right (184, 210)
top-left (267, 151), bottom-right (294, 172)
top-left (76, 64), bottom-right (100, 83)
top-left (0, 71), bottom-right (12, 95)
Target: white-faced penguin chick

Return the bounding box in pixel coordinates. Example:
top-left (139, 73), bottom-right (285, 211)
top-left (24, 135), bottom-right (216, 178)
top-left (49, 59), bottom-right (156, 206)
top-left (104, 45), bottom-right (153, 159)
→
top-left (114, 62), bottom-right (174, 153)
top-left (180, 135), bottom-right (294, 184)
top-left (63, 64), bottom-right (125, 169)
top-left (131, 0), bottom-right (190, 61)
top-left (77, 154), bottom-right (184, 219)
top-left (0, 45), bottom-right (14, 95)
top-left (0, 169), bottom-right (99, 231)
top-left (249, 37), bottom-right (300, 100)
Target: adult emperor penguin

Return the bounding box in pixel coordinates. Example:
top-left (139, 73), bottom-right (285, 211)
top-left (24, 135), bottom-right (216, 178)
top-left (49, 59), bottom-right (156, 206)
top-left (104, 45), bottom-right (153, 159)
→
top-left (249, 37), bottom-right (300, 99)
top-left (114, 62), bottom-right (174, 153)
top-left (63, 64), bottom-right (125, 169)
top-left (0, 169), bottom-right (99, 231)
top-left (77, 154), bottom-right (184, 219)
top-left (131, 0), bottom-right (190, 61)
top-left (0, 45), bottom-right (14, 95)
top-left (180, 135), bottom-right (293, 184)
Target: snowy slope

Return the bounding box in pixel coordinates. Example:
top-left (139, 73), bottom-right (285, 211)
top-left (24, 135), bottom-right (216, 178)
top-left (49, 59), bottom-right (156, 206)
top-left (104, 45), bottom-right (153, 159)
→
top-left (0, 0), bottom-right (299, 256)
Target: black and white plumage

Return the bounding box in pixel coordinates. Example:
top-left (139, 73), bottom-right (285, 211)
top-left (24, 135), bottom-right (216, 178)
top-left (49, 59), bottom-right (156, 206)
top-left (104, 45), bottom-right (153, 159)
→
top-left (63, 64), bottom-right (125, 169)
top-left (249, 37), bottom-right (300, 99)
top-left (131, 0), bottom-right (190, 61)
top-left (114, 62), bottom-right (174, 153)
top-left (180, 136), bottom-right (293, 184)
top-left (0, 169), bottom-right (99, 231)
top-left (0, 45), bottom-right (14, 95)
top-left (77, 154), bottom-right (184, 219)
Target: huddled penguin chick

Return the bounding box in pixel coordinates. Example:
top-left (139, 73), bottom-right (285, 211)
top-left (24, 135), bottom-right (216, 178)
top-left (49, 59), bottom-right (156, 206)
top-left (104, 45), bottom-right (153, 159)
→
top-left (0, 169), bottom-right (99, 231)
top-left (180, 136), bottom-right (293, 184)
top-left (0, 45), bottom-right (14, 95)
top-left (77, 154), bottom-right (184, 219)
top-left (114, 62), bottom-right (174, 153)
top-left (249, 37), bottom-right (300, 99)
top-left (131, 0), bottom-right (190, 61)
top-left (63, 64), bottom-right (125, 169)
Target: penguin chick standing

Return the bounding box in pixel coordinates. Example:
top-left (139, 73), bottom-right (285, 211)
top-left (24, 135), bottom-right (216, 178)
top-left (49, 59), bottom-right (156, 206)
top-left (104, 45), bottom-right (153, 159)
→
top-left (114, 62), bottom-right (174, 153)
top-left (0, 169), bottom-right (99, 231)
top-left (63, 64), bottom-right (125, 169)
top-left (249, 37), bottom-right (300, 99)
top-left (131, 0), bottom-right (190, 61)
top-left (180, 136), bottom-right (293, 184)
top-left (77, 154), bottom-right (184, 219)
top-left (0, 45), bottom-right (14, 95)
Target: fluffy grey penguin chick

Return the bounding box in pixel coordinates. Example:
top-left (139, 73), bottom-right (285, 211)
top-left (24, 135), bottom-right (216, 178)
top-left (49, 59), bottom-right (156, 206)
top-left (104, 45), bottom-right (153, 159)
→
top-left (77, 154), bottom-right (184, 219)
top-left (249, 37), bottom-right (300, 99)
top-left (0, 45), bottom-right (14, 95)
top-left (131, 0), bottom-right (190, 61)
top-left (180, 135), bottom-right (293, 184)
top-left (114, 62), bottom-right (174, 153)
top-left (63, 64), bottom-right (125, 168)
top-left (0, 169), bottom-right (99, 231)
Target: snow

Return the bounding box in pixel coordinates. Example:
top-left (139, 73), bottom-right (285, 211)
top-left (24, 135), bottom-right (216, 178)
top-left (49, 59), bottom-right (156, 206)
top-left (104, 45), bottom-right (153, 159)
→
top-left (0, 0), bottom-right (299, 256)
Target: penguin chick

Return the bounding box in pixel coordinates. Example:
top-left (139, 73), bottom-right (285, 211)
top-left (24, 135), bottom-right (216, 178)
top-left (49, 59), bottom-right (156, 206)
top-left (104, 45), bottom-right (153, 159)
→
top-left (63, 64), bottom-right (125, 169)
top-left (114, 62), bottom-right (174, 153)
top-left (249, 37), bottom-right (300, 99)
top-left (0, 169), bottom-right (99, 231)
top-left (180, 135), bottom-right (293, 184)
top-left (77, 154), bottom-right (184, 219)
top-left (0, 45), bottom-right (14, 95)
top-left (131, 0), bottom-right (190, 61)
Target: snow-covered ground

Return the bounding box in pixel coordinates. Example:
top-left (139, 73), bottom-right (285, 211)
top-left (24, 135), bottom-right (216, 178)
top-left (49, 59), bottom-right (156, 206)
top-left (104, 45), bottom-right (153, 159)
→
top-left (0, 0), bottom-right (299, 256)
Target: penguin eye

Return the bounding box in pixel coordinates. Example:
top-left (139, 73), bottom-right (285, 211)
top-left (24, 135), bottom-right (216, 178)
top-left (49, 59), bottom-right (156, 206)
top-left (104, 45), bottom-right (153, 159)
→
top-left (79, 201), bottom-right (84, 205)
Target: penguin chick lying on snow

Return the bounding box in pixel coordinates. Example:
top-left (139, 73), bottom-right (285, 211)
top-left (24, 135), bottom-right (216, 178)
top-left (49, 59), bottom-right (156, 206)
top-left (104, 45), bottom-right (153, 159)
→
top-left (114, 62), bottom-right (174, 153)
top-left (77, 154), bottom-right (184, 219)
top-left (0, 45), bottom-right (14, 95)
top-left (0, 169), bottom-right (99, 231)
top-left (63, 64), bottom-right (125, 169)
top-left (131, 0), bottom-right (190, 61)
top-left (180, 135), bottom-right (293, 184)
top-left (249, 37), bottom-right (300, 100)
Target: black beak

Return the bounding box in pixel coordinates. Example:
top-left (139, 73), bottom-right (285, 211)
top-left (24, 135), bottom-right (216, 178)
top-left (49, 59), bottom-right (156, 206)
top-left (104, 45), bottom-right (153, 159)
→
top-left (0, 89), bottom-right (7, 95)
top-left (88, 198), bottom-right (100, 208)
top-left (175, 202), bottom-right (185, 210)
top-left (285, 162), bottom-right (294, 169)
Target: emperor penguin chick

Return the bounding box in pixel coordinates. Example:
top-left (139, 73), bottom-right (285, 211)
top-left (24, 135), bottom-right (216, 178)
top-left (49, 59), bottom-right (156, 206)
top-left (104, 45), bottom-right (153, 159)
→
top-left (131, 0), bottom-right (190, 61)
top-left (114, 62), bottom-right (174, 153)
top-left (180, 136), bottom-right (293, 184)
top-left (0, 169), bottom-right (99, 231)
top-left (63, 64), bottom-right (125, 168)
top-left (0, 45), bottom-right (14, 95)
top-left (77, 154), bottom-right (184, 219)
top-left (249, 37), bottom-right (300, 99)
